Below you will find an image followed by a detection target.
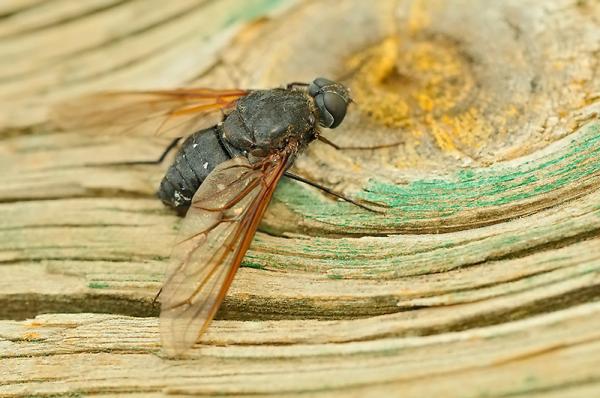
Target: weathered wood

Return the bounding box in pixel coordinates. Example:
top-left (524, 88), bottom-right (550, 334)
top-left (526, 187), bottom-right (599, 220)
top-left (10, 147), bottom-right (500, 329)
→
top-left (0, 0), bottom-right (599, 396)
top-left (2, 304), bottom-right (600, 396)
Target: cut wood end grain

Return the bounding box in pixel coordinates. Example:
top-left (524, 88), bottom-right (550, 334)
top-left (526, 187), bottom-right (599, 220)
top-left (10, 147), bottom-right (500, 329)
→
top-left (0, 0), bottom-right (599, 396)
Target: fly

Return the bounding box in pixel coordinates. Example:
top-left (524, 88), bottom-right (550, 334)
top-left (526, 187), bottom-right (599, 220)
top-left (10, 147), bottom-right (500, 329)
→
top-left (52, 77), bottom-right (386, 356)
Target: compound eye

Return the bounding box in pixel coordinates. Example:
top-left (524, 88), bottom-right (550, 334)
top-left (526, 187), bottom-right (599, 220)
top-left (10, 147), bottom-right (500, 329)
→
top-left (314, 77), bottom-right (335, 87)
top-left (309, 77), bottom-right (335, 96)
top-left (323, 92), bottom-right (347, 128)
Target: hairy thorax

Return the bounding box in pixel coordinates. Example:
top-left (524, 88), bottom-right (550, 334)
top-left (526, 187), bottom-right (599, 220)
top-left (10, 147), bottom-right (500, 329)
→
top-left (222, 89), bottom-right (317, 156)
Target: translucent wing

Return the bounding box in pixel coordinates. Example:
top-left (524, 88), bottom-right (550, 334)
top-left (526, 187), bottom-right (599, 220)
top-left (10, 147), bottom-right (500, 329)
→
top-left (50, 88), bottom-right (249, 137)
top-left (159, 154), bottom-right (288, 356)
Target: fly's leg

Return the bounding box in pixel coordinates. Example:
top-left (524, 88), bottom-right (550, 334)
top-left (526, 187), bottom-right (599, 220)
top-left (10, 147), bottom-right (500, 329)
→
top-left (78, 137), bottom-right (183, 167)
top-left (318, 135), bottom-right (402, 150)
top-left (286, 82), bottom-right (310, 90)
top-left (106, 137), bottom-right (182, 166)
top-left (152, 287), bottom-right (162, 305)
top-left (283, 172), bottom-right (386, 213)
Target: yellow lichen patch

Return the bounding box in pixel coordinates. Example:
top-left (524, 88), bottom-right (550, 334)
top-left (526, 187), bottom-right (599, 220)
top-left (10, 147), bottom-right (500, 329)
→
top-left (429, 117), bottom-right (456, 152)
top-left (348, 40), bottom-right (401, 111)
top-left (407, 0), bottom-right (433, 34)
top-left (347, 37), bottom-right (412, 127)
top-left (22, 332), bottom-right (42, 341)
top-left (348, 36), bottom-right (477, 145)
top-left (346, 33), bottom-right (530, 159)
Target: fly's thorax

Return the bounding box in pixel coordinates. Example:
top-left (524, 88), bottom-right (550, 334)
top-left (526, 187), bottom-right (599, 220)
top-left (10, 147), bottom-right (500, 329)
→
top-left (222, 89), bottom-right (318, 157)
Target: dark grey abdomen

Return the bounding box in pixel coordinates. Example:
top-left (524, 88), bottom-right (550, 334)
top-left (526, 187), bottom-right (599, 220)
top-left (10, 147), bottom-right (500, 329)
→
top-left (157, 126), bottom-right (231, 214)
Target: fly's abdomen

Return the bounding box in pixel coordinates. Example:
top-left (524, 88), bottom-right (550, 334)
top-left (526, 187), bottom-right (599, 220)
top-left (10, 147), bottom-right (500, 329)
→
top-left (157, 126), bottom-right (231, 214)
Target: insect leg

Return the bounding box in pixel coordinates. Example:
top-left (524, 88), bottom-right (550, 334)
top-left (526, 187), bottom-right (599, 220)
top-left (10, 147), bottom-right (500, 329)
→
top-left (108, 137), bottom-right (182, 166)
top-left (283, 172), bottom-right (384, 213)
top-left (318, 135), bottom-right (402, 150)
top-left (286, 82), bottom-right (310, 90)
top-left (152, 287), bottom-right (163, 305)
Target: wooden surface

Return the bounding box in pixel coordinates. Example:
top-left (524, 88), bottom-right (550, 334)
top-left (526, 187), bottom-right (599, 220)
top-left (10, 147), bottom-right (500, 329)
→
top-left (1, 0), bottom-right (599, 396)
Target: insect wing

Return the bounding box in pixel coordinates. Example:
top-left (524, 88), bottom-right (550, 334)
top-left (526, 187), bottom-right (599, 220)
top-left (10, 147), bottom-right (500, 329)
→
top-left (51, 88), bottom-right (248, 137)
top-left (159, 155), bottom-right (287, 356)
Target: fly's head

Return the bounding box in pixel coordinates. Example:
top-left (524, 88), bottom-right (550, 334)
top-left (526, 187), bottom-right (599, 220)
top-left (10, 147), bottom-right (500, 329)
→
top-left (308, 78), bottom-right (352, 129)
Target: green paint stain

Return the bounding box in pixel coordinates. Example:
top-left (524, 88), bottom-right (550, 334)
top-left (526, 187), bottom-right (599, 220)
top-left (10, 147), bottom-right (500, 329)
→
top-left (88, 282), bottom-right (110, 289)
top-left (223, 0), bottom-right (289, 27)
top-left (242, 261), bottom-right (266, 270)
top-left (274, 122), bottom-right (600, 228)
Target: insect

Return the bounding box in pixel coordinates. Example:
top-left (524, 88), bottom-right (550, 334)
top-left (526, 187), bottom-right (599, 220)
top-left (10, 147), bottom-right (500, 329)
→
top-left (52, 77), bottom-right (383, 356)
